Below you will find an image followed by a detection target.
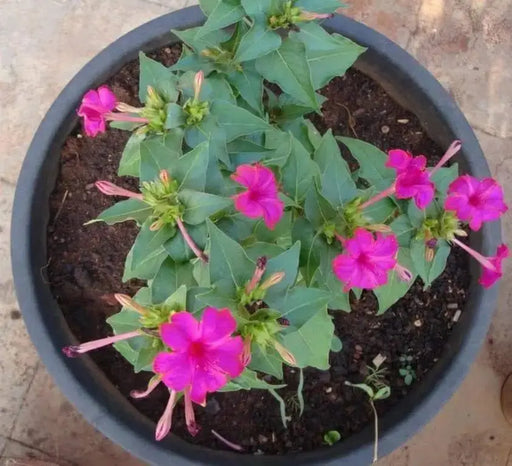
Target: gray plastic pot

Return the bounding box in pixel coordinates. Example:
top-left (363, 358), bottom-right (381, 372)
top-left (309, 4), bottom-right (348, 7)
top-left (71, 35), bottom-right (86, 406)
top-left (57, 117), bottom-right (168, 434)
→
top-left (11, 5), bottom-right (500, 465)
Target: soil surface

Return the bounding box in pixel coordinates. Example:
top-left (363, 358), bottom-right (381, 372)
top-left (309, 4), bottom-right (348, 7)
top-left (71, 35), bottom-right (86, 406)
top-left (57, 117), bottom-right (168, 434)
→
top-left (47, 45), bottom-right (469, 455)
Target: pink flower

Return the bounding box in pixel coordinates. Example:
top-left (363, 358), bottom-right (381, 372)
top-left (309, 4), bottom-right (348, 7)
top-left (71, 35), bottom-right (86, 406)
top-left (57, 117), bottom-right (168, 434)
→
top-left (62, 330), bottom-right (140, 357)
top-left (386, 149), bottom-right (435, 209)
top-left (153, 308), bottom-right (245, 406)
top-left (452, 238), bottom-right (508, 288)
top-left (480, 244), bottom-right (509, 288)
top-left (77, 86), bottom-right (117, 137)
top-left (332, 228), bottom-right (398, 291)
top-left (231, 164), bottom-right (284, 230)
top-left (445, 175), bottom-right (508, 231)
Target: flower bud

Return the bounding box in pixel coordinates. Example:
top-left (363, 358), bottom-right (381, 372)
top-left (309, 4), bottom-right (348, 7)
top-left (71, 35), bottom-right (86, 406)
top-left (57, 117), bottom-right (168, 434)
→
top-left (260, 272), bottom-right (285, 290)
top-left (114, 293), bottom-right (148, 315)
top-left (274, 341), bottom-right (297, 366)
top-left (194, 71), bottom-right (204, 102)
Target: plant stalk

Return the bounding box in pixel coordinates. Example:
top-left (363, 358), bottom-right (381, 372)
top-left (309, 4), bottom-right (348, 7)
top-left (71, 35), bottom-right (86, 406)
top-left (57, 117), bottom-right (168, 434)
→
top-left (176, 218), bottom-right (208, 263)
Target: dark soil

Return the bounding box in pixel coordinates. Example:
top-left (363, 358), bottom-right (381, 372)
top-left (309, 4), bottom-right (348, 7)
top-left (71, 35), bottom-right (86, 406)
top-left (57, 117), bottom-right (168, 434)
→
top-left (47, 45), bottom-right (469, 455)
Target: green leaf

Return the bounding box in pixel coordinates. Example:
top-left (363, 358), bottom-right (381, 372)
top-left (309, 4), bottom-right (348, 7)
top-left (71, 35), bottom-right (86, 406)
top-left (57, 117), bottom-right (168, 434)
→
top-left (263, 129), bottom-right (293, 167)
top-left (179, 190), bottom-right (231, 225)
top-left (374, 248), bottom-right (417, 314)
top-left (277, 287), bottom-right (330, 327)
top-left (131, 220), bottom-right (176, 271)
top-left (179, 72), bottom-right (236, 104)
top-left (197, 0), bottom-right (245, 38)
top-left (207, 219), bottom-right (254, 292)
top-left (374, 386), bottom-right (391, 400)
top-left (249, 344), bottom-right (283, 379)
top-left (139, 52), bottom-right (178, 103)
top-left (133, 341), bottom-right (165, 373)
top-left (123, 244), bottom-right (167, 281)
top-left (255, 37), bottom-right (318, 109)
top-left (431, 163), bottom-right (459, 199)
top-left (293, 23), bottom-right (366, 89)
top-left (215, 213), bottom-right (256, 242)
top-left (362, 194), bottom-right (396, 224)
top-left (90, 199), bottom-right (152, 226)
top-left (227, 65), bottom-right (264, 114)
top-left (151, 258), bottom-right (196, 304)
top-left (390, 215), bottom-right (415, 247)
top-left (292, 217), bottom-right (329, 284)
top-left (281, 136), bottom-right (320, 203)
top-left (331, 335), bottom-right (343, 352)
top-left (304, 119), bottom-right (323, 149)
top-left (118, 132), bottom-right (145, 177)
top-left (164, 223), bottom-right (208, 262)
top-left (263, 242), bottom-right (301, 307)
top-left (171, 26), bottom-right (231, 53)
top-left (252, 210), bottom-right (292, 245)
top-left (345, 382), bottom-right (374, 399)
top-left (410, 238), bottom-right (451, 288)
top-left (304, 185), bottom-right (337, 229)
top-left (196, 287), bottom-right (239, 311)
top-left (311, 246), bottom-right (351, 312)
top-left (173, 141), bottom-right (210, 191)
top-left (245, 242), bottom-right (285, 262)
top-left (165, 103), bottom-right (186, 129)
top-left (241, 0), bottom-right (273, 18)
top-left (109, 120), bottom-right (144, 131)
top-left (338, 137), bottom-right (394, 189)
top-left (221, 369), bottom-right (286, 391)
top-left (282, 304), bottom-right (334, 370)
top-left (323, 430), bottom-right (342, 446)
top-left (407, 201), bottom-right (426, 228)
top-left (314, 130), bottom-right (357, 205)
top-left (210, 100), bottom-right (272, 142)
top-left (139, 135), bottom-right (182, 182)
top-left (228, 138), bottom-right (268, 166)
top-left (235, 22), bottom-right (282, 62)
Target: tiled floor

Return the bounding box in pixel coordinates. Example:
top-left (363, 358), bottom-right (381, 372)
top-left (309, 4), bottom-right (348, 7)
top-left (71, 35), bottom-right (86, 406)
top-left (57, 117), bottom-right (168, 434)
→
top-left (1, 1), bottom-right (511, 465)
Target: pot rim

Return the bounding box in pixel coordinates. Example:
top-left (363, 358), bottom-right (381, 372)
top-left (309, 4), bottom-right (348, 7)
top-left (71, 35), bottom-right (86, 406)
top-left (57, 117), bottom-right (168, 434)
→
top-left (11, 6), bottom-right (500, 466)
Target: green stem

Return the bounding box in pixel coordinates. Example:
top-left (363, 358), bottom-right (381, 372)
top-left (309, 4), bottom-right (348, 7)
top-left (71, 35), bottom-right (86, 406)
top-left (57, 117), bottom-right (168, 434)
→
top-left (370, 400), bottom-right (379, 463)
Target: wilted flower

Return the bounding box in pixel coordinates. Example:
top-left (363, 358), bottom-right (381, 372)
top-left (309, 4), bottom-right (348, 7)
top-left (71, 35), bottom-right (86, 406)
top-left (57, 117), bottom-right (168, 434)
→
top-left (231, 163), bottom-right (284, 230)
top-left (445, 175), bottom-right (508, 231)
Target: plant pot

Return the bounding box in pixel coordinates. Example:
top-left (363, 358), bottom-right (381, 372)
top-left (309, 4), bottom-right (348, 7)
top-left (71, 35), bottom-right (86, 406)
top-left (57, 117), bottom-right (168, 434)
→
top-left (11, 5), bottom-right (500, 465)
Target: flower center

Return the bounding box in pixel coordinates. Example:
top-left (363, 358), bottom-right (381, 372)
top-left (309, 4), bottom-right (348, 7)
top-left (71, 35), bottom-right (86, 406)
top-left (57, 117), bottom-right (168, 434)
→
top-left (468, 194), bottom-right (481, 207)
top-left (356, 252), bottom-right (372, 268)
top-left (189, 341), bottom-right (206, 358)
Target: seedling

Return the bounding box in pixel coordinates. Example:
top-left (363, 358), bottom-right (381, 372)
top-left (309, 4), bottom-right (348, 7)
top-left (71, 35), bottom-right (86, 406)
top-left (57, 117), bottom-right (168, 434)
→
top-left (399, 355), bottom-right (417, 386)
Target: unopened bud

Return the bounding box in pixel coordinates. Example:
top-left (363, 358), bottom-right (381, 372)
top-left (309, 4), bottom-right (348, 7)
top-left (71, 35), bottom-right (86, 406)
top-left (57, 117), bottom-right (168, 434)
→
top-left (425, 247), bottom-right (435, 262)
top-left (194, 70), bottom-right (204, 102)
top-left (454, 229), bottom-right (468, 237)
top-left (274, 341), bottom-right (297, 366)
top-left (116, 102), bottom-right (143, 113)
top-left (150, 219), bottom-right (164, 231)
top-left (261, 272), bottom-right (285, 290)
top-left (298, 11), bottom-right (333, 21)
top-left (159, 169), bottom-right (170, 186)
top-left (241, 337), bottom-right (252, 366)
top-left (114, 293), bottom-right (148, 315)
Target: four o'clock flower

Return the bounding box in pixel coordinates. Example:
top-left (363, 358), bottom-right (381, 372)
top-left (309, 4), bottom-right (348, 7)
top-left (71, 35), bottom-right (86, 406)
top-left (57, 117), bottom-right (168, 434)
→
top-left (451, 238), bottom-right (508, 288)
top-left (153, 308), bottom-right (246, 434)
top-left (332, 228), bottom-right (400, 291)
top-left (444, 175), bottom-right (508, 231)
top-left (231, 163), bottom-right (284, 230)
top-left (77, 86), bottom-right (149, 137)
top-left (386, 149), bottom-right (435, 209)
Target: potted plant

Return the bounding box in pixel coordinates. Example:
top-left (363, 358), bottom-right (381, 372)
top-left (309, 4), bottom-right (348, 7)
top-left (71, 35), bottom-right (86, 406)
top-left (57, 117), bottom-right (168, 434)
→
top-left (11, 2), bottom-right (507, 465)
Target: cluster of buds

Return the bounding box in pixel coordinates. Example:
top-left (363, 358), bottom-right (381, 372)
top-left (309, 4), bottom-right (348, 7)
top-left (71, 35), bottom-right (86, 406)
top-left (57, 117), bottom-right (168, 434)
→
top-left (268, 1), bottom-right (333, 29)
top-left (182, 71), bottom-right (209, 126)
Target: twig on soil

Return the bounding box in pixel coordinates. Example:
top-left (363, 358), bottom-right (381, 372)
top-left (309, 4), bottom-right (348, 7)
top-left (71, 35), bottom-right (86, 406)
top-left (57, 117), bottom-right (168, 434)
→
top-left (52, 190), bottom-right (69, 226)
top-left (40, 257), bottom-right (52, 285)
top-left (336, 103), bottom-right (358, 138)
top-left (211, 429), bottom-right (244, 451)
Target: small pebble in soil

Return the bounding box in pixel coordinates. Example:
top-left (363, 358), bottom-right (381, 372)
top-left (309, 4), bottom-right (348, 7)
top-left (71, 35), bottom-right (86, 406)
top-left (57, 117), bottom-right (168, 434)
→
top-left (258, 435), bottom-right (269, 444)
top-left (325, 387), bottom-right (333, 394)
top-left (447, 303), bottom-right (459, 309)
top-left (205, 397), bottom-right (221, 415)
top-left (414, 319), bottom-right (423, 327)
top-left (381, 125), bottom-right (390, 134)
top-left (453, 310), bottom-right (462, 322)
top-left (397, 119), bottom-right (410, 124)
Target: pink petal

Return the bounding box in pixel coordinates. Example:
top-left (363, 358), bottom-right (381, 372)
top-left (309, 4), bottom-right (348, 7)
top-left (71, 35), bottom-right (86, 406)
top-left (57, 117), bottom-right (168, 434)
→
top-left (414, 185), bottom-right (435, 209)
top-left (386, 149), bottom-right (411, 173)
top-left (373, 233), bottom-right (398, 259)
top-left (190, 367), bottom-right (227, 405)
top-left (159, 352), bottom-right (194, 391)
top-left (81, 89), bottom-right (102, 108)
top-left (97, 85), bottom-right (117, 111)
top-left (231, 164), bottom-right (259, 188)
top-left (200, 307), bottom-right (237, 345)
top-left (409, 155), bottom-right (427, 171)
top-left (209, 337), bottom-right (245, 377)
top-left (233, 191), bottom-right (265, 219)
top-left (346, 228), bottom-right (374, 255)
top-left (160, 312), bottom-right (200, 350)
top-left (332, 254), bottom-right (357, 284)
top-left (153, 352), bottom-right (175, 374)
top-left (260, 197), bottom-right (284, 230)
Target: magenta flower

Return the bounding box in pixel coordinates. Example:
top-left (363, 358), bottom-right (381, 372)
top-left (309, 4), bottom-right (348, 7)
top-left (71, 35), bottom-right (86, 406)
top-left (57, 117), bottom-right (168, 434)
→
top-left (332, 228), bottom-right (398, 291)
top-left (445, 175), bottom-right (508, 231)
top-left (452, 238), bottom-right (508, 288)
top-left (231, 163), bottom-right (284, 230)
top-left (386, 149), bottom-right (435, 209)
top-left (153, 308), bottom-right (245, 406)
top-left (77, 86), bottom-right (117, 137)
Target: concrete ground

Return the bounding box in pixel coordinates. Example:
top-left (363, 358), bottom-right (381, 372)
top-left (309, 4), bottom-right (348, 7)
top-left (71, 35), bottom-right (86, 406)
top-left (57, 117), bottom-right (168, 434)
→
top-left (0, 0), bottom-right (511, 464)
